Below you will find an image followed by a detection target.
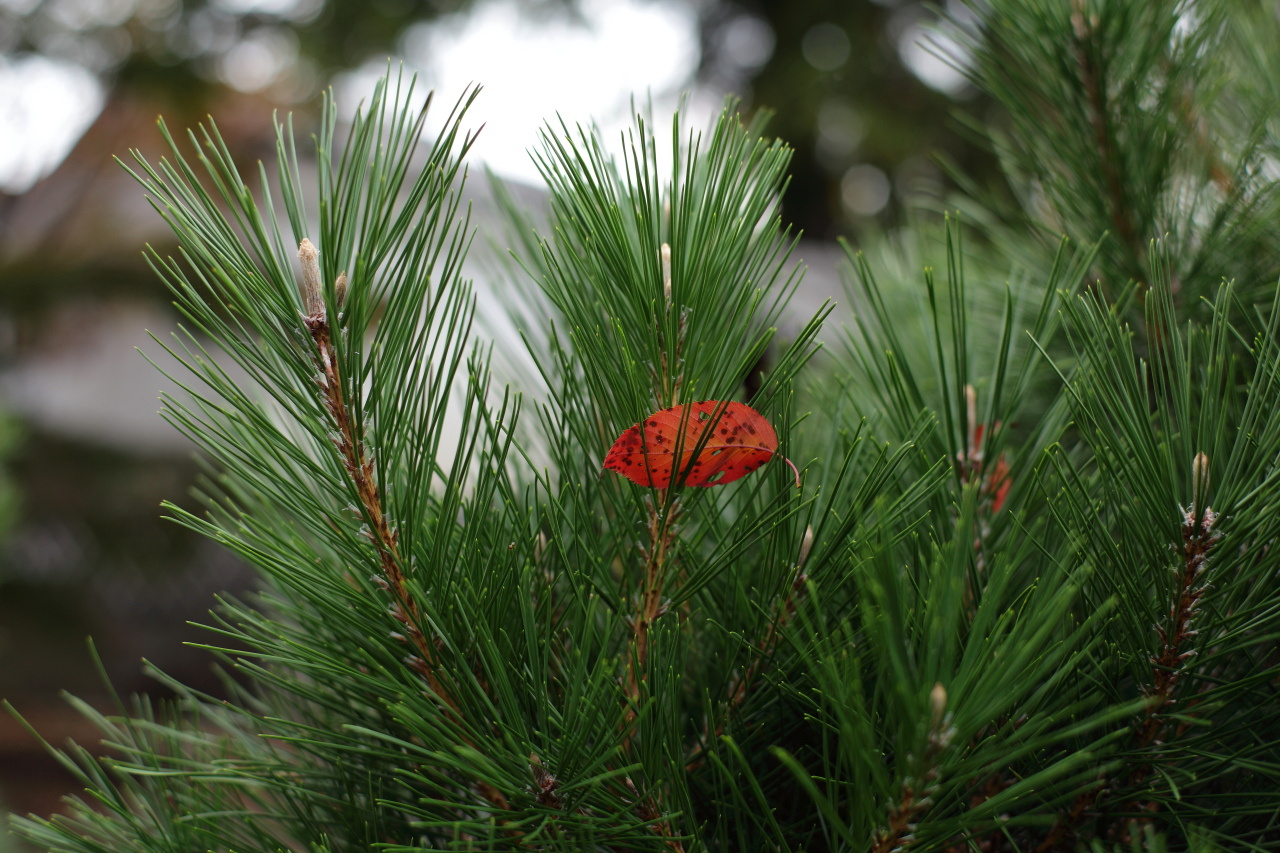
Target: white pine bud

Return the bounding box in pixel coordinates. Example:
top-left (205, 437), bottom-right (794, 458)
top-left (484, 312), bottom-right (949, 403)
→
top-left (334, 271), bottom-right (348, 307)
top-left (929, 682), bottom-right (947, 725)
top-left (798, 524), bottom-right (814, 567)
top-left (1192, 451), bottom-right (1209, 509)
top-left (298, 238), bottom-right (324, 317)
top-left (661, 242), bottom-right (672, 304)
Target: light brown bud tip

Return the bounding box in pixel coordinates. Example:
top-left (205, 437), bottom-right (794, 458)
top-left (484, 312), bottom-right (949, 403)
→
top-left (930, 682), bottom-right (947, 722)
top-left (798, 524), bottom-right (814, 567)
top-left (298, 238), bottom-right (324, 317)
top-left (660, 242), bottom-right (672, 303)
top-left (1192, 451), bottom-right (1209, 504)
top-left (334, 271), bottom-right (348, 307)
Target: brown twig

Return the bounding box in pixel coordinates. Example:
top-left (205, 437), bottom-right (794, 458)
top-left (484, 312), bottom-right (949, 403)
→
top-left (871, 684), bottom-right (953, 853)
top-left (624, 497), bottom-right (678, 719)
top-left (1031, 777), bottom-right (1107, 853)
top-left (942, 771), bottom-right (1017, 853)
top-left (1069, 2), bottom-right (1144, 285)
top-left (686, 528), bottom-right (811, 771)
top-left (617, 481), bottom-right (685, 853)
top-left (624, 241), bottom-right (683, 724)
top-left (1125, 501), bottom-right (1219, 785)
top-left (1034, 456), bottom-right (1218, 852)
top-left (624, 776), bottom-right (686, 853)
top-left (617, 241), bottom-right (687, 852)
top-left (297, 239), bottom-right (510, 815)
top-left (723, 565), bottom-right (807, 717)
top-left (1172, 88), bottom-right (1233, 196)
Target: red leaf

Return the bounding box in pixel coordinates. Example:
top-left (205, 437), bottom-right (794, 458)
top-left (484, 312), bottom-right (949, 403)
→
top-left (603, 401), bottom-right (800, 489)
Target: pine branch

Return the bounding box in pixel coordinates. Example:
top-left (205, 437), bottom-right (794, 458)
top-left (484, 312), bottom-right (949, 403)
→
top-left (296, 238), bottom-right (512, 817)
top-left (624, 249), bottom-right (685, 713)
top-left (1119, 494), bottom-right (1220, 818)
top-left (624, 493), bottom-right (683, 750)
top-left (297, 239), bottom-right (430, 688)
top-left (686, 526), bottom-right (811, 772)
top-left (1134, 503), bottom-right (1218, 755)
top-left (620, 242), bottom-right (687, 853)
top-left (1036, 459), bottom-right (1221, 851)
top-left (872, 685), bottom-right (953, 853)
top-left (720, 561), bottom-right (807, 726)
top-left (1069, 0), bottom-right (1141, 280)
top-left (1172, 88), bottom-right (1233, 197)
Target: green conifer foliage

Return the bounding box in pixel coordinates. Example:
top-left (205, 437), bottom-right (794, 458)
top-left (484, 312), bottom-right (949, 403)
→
top-left (8, 1), bottom-right (1280, 849)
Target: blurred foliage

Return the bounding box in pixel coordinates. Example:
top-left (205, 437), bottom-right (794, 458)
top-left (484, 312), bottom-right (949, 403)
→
top-left (0, 415), bottom-right (20, 540)
top-left (702, 0), bottom-right (998, 237)
top-left (0, 0), bottom-right (527, 110)
top-left (0, 0), bottom-right (994, 239)
top-left (0, 0), bottom-right (983, 825)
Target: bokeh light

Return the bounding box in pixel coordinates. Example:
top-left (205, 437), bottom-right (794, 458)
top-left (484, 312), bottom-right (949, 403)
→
top-left (801, 22), bottom-right (850, 71)
top-left (841, 162), bottom-right (891, 216)
top-left (0, 54), bottom-right (103, 193)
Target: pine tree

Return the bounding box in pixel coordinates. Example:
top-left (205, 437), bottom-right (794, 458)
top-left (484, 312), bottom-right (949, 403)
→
top-left (8, 1), bottom-right (1280, 850)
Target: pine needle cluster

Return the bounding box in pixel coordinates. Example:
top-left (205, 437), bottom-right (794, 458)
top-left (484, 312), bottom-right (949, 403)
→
top-left (8, 1), bottom-right (1280, 850)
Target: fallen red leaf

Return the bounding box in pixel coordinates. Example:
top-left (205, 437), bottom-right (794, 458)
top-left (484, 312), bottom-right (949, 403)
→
top-left (603, 401), bottom-right (800, 489)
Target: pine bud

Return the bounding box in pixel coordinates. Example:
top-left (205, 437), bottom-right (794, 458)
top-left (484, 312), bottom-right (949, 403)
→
top-left (660, 242), bottom-right (672, 304)
top-left (929, 682), bottom-right (947, 726)
top-left (798, 524), bottom-right (814, 567)
top-left (1192, 451), bottom-right (1209, 510)
top-left (963, 384), bottom-right (980, 464)
top-left (334, 271), bottom-right (348, 307)
top-left (298, 238), bottom-right (324, 318)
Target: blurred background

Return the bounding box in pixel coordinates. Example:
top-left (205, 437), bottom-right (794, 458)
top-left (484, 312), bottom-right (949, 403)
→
top-left (0, 0), bottom-right (997, 831)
